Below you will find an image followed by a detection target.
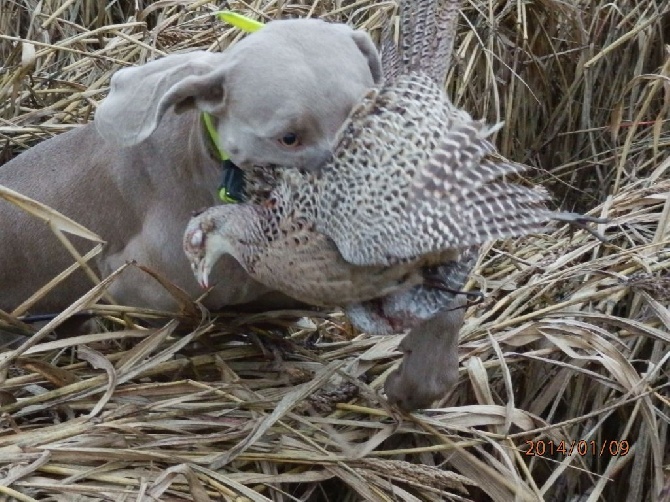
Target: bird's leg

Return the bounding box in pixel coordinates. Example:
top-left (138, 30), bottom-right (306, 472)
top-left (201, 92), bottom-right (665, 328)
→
top-left (438, 287), bottom-right (484, 308)
top-left (552, 213), bottom-right (610, 242)
top-left (422, 275), bottom-right (484, 307)
top-left (422, 256), bottom-right (483, 307)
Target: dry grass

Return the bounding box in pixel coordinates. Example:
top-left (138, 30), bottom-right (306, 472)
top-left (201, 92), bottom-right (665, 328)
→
top-left (0, 0), bottom-right (669, 501)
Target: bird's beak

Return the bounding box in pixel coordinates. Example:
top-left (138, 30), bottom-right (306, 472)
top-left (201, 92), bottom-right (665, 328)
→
top-left (186, 226), bottom-right (212, 289)
top-left (193, 259), bottom-right (211, 289)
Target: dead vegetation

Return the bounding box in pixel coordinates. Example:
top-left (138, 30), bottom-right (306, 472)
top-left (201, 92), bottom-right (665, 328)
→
top-left (0, 0), bottom-right (668, 500)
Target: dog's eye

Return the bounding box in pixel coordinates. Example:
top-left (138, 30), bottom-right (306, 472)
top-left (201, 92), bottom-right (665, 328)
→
top-left (278, 132), bottom-right (300, 147)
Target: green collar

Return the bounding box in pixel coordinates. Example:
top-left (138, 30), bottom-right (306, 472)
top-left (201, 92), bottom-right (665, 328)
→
top-left (202, 112), bottom-right (229, 161)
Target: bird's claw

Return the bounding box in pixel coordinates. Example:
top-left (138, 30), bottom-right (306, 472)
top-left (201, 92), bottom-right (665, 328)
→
top-left (441, 288), bottom-right (484, 308)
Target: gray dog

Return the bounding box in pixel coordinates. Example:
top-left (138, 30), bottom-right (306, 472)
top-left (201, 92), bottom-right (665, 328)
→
top-left (0, 19), bottom-right (381, 314)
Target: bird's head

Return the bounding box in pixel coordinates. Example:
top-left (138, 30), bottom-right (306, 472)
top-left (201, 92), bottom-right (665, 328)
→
top-left (183, 207), bottom-right (237, 289)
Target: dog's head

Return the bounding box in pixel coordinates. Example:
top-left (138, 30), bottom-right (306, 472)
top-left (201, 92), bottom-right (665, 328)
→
top-left (95, 18), bottom-right (382, 172)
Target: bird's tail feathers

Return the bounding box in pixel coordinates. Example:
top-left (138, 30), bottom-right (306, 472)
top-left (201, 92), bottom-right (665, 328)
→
top-left (403, 182), bottom-right (552, 259)
top-left (381, 0), bottom-right (461, 84)
top-left (452, 184), bottom-right (554, 246)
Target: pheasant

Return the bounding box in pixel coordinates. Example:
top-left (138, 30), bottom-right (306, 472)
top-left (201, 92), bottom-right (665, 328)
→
top-left (184, 1), bottom-right (604, 336)
top-left (183, 68), bottom-right (600, 328)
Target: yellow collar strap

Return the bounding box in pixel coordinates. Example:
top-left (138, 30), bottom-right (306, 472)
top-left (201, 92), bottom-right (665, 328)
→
top-left (202, 112), bottom-right (229, 161)
top-left (217, 11), bottom-right (265, 32)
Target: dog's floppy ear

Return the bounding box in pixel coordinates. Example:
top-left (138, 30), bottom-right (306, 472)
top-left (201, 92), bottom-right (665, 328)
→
top-left (351, 30), bottom-right (383, 84)
top-left (385, 295), bottom-right (466, 410)
top-left (95, 51), bottom-right (225, 146)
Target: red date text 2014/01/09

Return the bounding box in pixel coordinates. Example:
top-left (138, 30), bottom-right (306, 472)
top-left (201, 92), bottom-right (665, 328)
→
top-left (525, 440), bottom-right (630, 457)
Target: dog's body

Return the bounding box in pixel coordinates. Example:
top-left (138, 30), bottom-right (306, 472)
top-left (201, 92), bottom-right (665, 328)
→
top-left (0, 19), bottom-right (381, 314)
top-left (0, 110), bottom-right (257, 313)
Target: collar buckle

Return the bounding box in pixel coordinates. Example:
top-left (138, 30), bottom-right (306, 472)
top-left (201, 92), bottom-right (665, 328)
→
top-left (218, 159), bottom-right (246, 204)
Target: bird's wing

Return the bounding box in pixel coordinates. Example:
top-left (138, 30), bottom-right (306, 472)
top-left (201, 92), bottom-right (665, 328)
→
top-left (315, 72), bottom-right (553, 266)
top-left (381, 0), bottom-right (460, 84)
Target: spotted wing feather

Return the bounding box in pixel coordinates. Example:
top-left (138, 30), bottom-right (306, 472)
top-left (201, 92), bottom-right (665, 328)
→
top-left (314, 72), bottom-right (554, 266)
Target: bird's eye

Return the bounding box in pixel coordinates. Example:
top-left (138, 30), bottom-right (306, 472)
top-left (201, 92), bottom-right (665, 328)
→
top-left (278, 132), bottom-right (300, 148)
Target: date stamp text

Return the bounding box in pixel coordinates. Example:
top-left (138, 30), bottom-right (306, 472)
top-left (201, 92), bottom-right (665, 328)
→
top-left (525, 440), bottom-right (629, 457)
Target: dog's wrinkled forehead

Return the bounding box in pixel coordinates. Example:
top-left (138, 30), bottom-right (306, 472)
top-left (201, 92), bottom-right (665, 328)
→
top-left (222, 19), bottom-right (375, 120)
top-left (238, 18), bottom-right (360, 54)
top-left (227, 19), bottom-right (374, 86)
